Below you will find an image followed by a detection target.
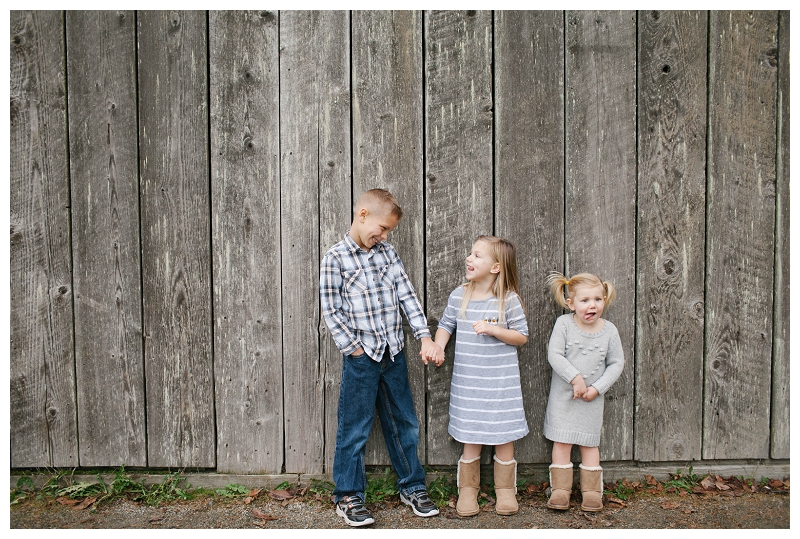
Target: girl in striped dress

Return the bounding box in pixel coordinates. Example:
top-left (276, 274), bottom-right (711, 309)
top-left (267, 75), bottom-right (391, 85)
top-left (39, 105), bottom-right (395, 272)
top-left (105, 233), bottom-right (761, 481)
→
top-left (426, 235), bottom-right (529, 517)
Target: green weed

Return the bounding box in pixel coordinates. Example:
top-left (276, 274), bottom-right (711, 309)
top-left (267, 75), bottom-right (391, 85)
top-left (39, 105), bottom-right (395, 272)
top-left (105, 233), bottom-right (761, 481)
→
top-left (364, 467), bottom-right (399, 504)
top-left (308, 478), bottom-right (335, 497)
top-left (664, 466), bottom-right (705, 492)
top-left (214, 484), bottom-right (250, 498)
top-left (427, 473), bottom-right (457, 508)
top-left (10, 476), bottom-right (34, 505)
top-left (604, 480), bottom-right (635, 500)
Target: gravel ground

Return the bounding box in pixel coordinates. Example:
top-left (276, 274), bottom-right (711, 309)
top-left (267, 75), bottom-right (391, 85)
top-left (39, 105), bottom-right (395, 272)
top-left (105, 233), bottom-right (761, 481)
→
top-left (10, 488), bottom-right (790, 530)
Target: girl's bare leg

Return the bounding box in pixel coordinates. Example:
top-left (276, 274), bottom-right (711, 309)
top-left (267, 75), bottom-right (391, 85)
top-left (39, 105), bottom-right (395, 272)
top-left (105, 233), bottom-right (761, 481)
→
top-left (579, 445), bottom-right (600, 467)
top-left (551, 442), bottom-right (572, 465)
top-left (462, 443), bottom-right (482, 460)
top-left (495, 442), bottom-right (514, 462)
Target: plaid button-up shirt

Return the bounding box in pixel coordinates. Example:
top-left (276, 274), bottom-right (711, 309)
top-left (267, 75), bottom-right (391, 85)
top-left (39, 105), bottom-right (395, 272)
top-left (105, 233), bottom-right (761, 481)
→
top-left (320, 232), bottom-right (431, 362)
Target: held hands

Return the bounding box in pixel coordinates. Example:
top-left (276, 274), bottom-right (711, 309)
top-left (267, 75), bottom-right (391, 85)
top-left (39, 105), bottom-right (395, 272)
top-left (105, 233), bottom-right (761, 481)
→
top-left (419, 338), bottom-right (445, 367)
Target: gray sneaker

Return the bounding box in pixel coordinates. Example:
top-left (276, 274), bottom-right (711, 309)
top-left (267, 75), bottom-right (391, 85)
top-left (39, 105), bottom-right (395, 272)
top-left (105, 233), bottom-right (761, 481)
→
top-left (400, 489), bottom-right (440, 517)
top-left (336, 495), bottom-right (375, 527)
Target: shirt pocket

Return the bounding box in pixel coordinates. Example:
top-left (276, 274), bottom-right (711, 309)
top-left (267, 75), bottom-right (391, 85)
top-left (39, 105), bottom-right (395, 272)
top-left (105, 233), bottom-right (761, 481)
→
top-left (343, 269), bottom-right (368, 293)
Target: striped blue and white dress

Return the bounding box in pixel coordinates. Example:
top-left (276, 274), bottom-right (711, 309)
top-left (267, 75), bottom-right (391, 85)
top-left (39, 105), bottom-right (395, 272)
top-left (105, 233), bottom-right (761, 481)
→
top-left (438, 287), bottom-right (529, 445)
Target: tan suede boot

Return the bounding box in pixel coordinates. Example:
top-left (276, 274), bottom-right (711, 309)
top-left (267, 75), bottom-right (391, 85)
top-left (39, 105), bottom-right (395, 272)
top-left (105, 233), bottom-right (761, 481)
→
top-left (456, 456), bottom-right (481, 517)
top-left (493, 455), bottom-right (519, 515)
top-left (579, 464), bottom-right (604, 512)
top-left (546, 463), bottom-right (573, 510)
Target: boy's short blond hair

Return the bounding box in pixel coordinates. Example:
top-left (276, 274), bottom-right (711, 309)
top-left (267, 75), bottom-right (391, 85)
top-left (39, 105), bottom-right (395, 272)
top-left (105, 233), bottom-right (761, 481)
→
top-left (355, 188), bottom-right (403, 220)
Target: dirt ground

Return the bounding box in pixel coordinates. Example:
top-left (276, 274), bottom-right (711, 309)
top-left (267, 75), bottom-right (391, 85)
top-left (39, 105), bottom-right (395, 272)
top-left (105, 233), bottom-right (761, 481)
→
top-left (10, 481), bottom-right (790, 530)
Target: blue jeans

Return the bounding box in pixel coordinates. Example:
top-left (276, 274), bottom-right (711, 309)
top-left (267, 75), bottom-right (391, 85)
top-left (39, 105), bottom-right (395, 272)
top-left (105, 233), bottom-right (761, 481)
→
top-left (332, 348), bottom-right (427, 503)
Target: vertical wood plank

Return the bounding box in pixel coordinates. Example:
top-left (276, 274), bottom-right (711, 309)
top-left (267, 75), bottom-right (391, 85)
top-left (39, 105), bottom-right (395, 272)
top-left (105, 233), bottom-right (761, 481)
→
top-left (209, 10), bottom-right (282, 474)
top-left (281, 10), bottom-right (350, 474)
top-left (635, 10), bottom-right (707, 462)
top-left (565, 10), bottom-right (636, 461)
top-left (704, 11), bottom-right (778, 459)
top-left (138, 10), bottom-right (214, 467)
top-left (66, 10), bottom-right (146, 467)
top-left (771, 10), bottom-right (789, 460)
top-left (352, 10), bottom-right (425, 465)
top-left (306, 12), bottom-right (354, 474)
top-left (9, 10), bottom-right (78, 468)
top-left (495, 10), bottom-right (564, 464)
top-left (424, 9), bottom-right (494, 466)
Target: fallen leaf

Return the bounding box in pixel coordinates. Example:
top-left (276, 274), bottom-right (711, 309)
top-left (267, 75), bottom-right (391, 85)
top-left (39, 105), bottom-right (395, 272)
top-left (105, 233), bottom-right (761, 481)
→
top-left (661, 502), bottom-right (680, 510)
top-left (606, 496), bottom-right (627, 507)
top-left (252, 508), bottom-right (277, 521)
top-left (243, 496), bottom-right (253, 504)
top-left (700, 476), bottom-right (716, 490)
top-left (56, 497), bottom-right (81, 506)
top-left (74, 496), bottom-right (97, 510)
top-left (645, 475), bottom-right (658, 486)
top-left (269, 489), bottom-right (293, 500)
top-left (248, 488), bottom-right (262, 498)
top-left (148, 516), bottom-right (163, 523)
top-left (768, 479), bottom-right (784, 489)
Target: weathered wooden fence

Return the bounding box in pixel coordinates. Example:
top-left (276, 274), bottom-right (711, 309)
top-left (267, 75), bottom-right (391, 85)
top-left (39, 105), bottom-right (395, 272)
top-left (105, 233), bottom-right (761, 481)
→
top-left (10, 10), bottom-right (789, 477)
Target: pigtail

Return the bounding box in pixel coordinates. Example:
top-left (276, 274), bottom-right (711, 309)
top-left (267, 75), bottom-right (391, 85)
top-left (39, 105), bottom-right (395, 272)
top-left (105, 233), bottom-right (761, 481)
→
top-left (603, 280), bottom-right (617, 306)
top-left (545, 271), bottom-right (570, 310)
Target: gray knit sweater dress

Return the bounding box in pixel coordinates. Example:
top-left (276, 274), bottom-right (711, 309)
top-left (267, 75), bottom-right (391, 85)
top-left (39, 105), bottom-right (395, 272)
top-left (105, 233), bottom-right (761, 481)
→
top-left (543, 314), bottom-right (624, 447)
top-left (438, 287), bottom-right (529, 445)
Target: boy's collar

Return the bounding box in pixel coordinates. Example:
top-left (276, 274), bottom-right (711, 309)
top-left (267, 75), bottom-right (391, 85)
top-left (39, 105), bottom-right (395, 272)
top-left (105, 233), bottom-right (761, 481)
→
top-left (344, 230), bottom-right (385, 253)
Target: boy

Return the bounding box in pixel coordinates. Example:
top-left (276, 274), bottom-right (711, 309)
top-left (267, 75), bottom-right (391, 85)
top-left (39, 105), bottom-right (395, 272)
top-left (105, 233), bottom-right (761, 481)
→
top-left (320, 188), bottom-right (442, 527)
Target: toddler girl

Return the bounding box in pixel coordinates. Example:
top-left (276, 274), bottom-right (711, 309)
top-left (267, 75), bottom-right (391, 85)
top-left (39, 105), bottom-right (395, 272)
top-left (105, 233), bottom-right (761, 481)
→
top-left (543, 271), bottom-right (624, 512)
top-left (427, 235), bottom-right (529, 516)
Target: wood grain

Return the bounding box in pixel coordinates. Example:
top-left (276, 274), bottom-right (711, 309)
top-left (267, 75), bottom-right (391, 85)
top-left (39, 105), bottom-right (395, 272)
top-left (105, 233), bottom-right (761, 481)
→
top-left (10, 10), bottom-right (78, 468)
top-left (280, 10), bottom-right (349, 474)
top-left (66, 10), bottom-right (146, 467)
top-left (209, 10), bottom-right (282, 474)
top-left (352, 10), bottom-right (426, 465)
top-left (635, 10), bottom-right (707, 462)
top-left (307, 11), bottom-right (353, 474)
top-left (770, 10), bottom-right (789, 460)
top-left (565, 10), bottom-right (637, 461)
top-left (703, 11), bottom-right (778, 458)
top-left (424, 9), bottom-right (495, 466)
top-left (704, 11), bottom-right (778, 459)
top-left (138, 10), bottom-right (214, 467)
top-left (495, 10), bottom-right (565, 464)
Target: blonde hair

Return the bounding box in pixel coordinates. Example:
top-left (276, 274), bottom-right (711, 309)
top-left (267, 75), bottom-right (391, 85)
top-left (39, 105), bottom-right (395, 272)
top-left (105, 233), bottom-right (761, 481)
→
top-left (458, 235), bottom-right (523, 324)
top-left (546, 271), bottom-right (617, 310)
top-left (355, 188), bottom-right (403, 220)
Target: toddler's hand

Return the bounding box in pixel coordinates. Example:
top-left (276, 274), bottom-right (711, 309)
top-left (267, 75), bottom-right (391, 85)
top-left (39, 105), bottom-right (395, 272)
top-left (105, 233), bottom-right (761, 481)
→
top-left (581, 386), bottom-right (599, 402)
top-left (472, 320), bottom-right (495, 337)
top-left (571, 375), bottom-right (587, 400)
